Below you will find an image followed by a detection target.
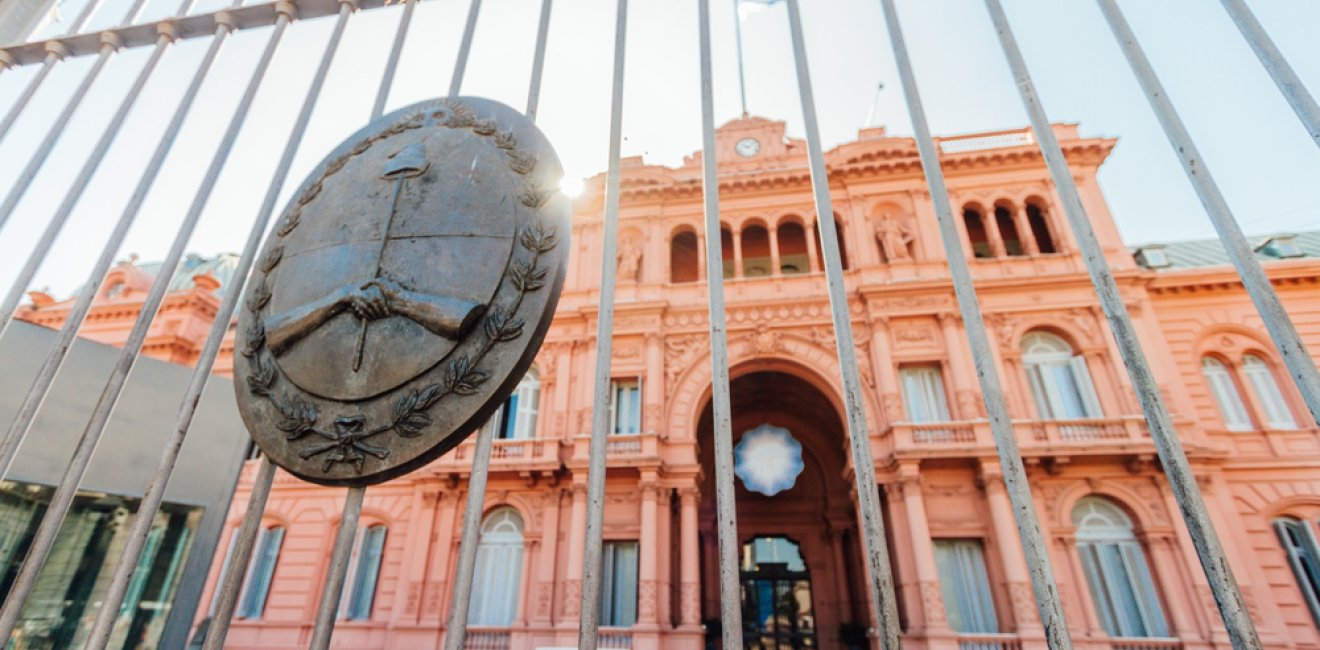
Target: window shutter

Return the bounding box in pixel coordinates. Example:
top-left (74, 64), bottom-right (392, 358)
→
top-left (1025, 364), bottom-right (1054, 418)
top-left (348, 526), bottom-right (386, 620)
top-left (1119, 542), bottom-right (1168, 638)
top-left (1202, 360), bottom-right (1252, 430)
top-left (240, 527), bottom-right (283, 619)
top-left (1068, 355), bottom-right (1103, 418)
top-left (1244, 359), bottom-right (1297, 429)
top-left (1275, 520), bottom-right (1320, 627)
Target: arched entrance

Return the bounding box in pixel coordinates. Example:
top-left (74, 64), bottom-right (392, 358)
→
top-left (696, 368), bottom-right (868, 650)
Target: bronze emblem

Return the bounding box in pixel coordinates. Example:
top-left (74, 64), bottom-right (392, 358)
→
top-left (234, 97), bottom-right (569, 486)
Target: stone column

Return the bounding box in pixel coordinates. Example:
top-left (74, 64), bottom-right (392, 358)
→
top-left (732, 230), bottom-right (744, 278)
top-left (395, 486), bottom-right (440, 625)
top-left (696, 233), bottom-right (707, 280)
top-left (644, 333), bottom-right (663, 433)
top-left (869, 317), bottom-right (902, 427)
top-left (768, 225), bottom-right (782, 276)
top-left (1011, 203), bottom-right (1039, 255)
top-left (985, 209), bottom-right (1007, 257)
top-left (638, 478), bottom-right (660, 626)
top-left (533, 489), bottom-right (565, 625)
top-left (424, 491), bottom-right (459, 623)
top-left (678, 487), bottom-right (702, 627)
top-left (804, 222), bottom-right (820, 273)
top-left (896, 466), bottom-right (953, 635)
top-left (939, 312), bottom-right (980, 420)
top-left (563, 481), bottom-right (588, 620)
top-left (978, 463), bottom-right (1037, 632)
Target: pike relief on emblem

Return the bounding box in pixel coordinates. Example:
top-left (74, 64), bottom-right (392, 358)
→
top-left (234, 97), bottom-right (569, 486)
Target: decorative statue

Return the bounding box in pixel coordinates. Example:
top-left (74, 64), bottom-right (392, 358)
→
top-left (875, 213), bottom-right (914, 262)
top-left (617, 238), bottom-right (643, 282)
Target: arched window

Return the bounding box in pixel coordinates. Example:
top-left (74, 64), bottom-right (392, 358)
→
top-left (994, 205), bottom-right (1024, 256)
top-left (1242, 355), bottom-right (1297, 429)
top-left (1201, 357), bottom-right (1252, 431)
top-left (721, 227), bottom-right (735, 279)
top-left (1073, 497), bottom-right (1169, 638)
top-left (670, 230), bottom-right (699, 283)
top-left (777, 222), bottom-right (808, 275)
top-left (498, 370), bottom-right (541, 440)
top-left (344, 524), bottom-right (387, 620)
top-left (741, 224), bottom-right (772, 277)
top-left (469, 508), bottom-right (525, 626)
top-left (963, 207), bottom-right (992, 258)
top-left (1274, 518), bottom-right (1320, 627)
top-left (238, 525), bottom-right (284, 619)
top-left (1022, 332), bottom-right (1103, 420)
top-left (1026, 201), bottom-right (1056, 254)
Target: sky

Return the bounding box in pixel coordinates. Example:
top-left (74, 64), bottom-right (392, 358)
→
top-left (1, 0), bottom-right (1319, 299)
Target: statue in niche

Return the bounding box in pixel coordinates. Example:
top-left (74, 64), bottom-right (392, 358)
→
top-left (617, 237), bottom-right (643, 282)
top-left (874, 212), bottom-right (914, 262)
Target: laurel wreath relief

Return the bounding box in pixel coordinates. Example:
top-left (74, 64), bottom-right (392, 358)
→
top-left (241, 100), bottom-right (557, 473)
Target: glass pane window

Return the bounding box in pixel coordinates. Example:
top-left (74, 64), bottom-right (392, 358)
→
top-left (900, 365), bottom-right (952, 423)
top-left (499, 371), bottom-right (541, 440)
top-left (601, 541), bottom-right (639, 627)
top-left (1243, 356), bottom-right (1297, 430)
top-left (1201, 357), bottom-right (1252, 431)
top-left (1022, 333), bottom-right (1102, 420)
top-left (469, 508), bottom-right (524, 626)
top-left (345, 525), bottom-right (387, 620)
top-left (1275, 518), bottom-right (1320, 628)
top-left (933, 539), bottom-right (999, 634)
top-left (239, 526), bottom-right (284, 619)
top-left (1072, 497), bottom-right (1168, 638)
top-left (610, 380), bottom-right (642, 435)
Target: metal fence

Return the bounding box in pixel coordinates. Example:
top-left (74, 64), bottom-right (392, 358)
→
top-left (0, 0), bottom-right (1317, 649)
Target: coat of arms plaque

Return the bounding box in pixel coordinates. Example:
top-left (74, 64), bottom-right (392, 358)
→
top-left (234, 97), bottom-right (570, 486)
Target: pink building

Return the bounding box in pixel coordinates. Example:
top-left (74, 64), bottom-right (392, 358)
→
top-left (18, 116), bottom-right (1320, 650)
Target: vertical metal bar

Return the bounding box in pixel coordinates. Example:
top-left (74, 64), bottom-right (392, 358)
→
top-left (695, 2), bottom-right (744, 649)
top-left (0, 0), bottom-right (101, 122)
top-left (202, 457), bottom-right (277, 650)
top-left (309, 486), bottom-right (366, 650)
top-left (447, 0), bottom-right (481, 97)
top-left (877, 1), bottom-right (1073, 648)
top-left (371, 0), bottom-right (415, 119)
top-left (984, 2), bottom-right (1263, 648)
top-left (1100, 0), bottom-right (1319, 426)
top-left (782, 2), bottom-right (901, 648)
top-left (443, 417), bottom-right (499, 650)
top-left (444, 3), bottom-right (550, 644)
top-left (0, 0), bottom-right (204, 337)
top-left (731, 0), bottom-right (748, 116)
top-left (524, 0), bottom-right (552, 120)
top-left (0, 0), bottom-right (146, 232)
top-left (0, 2), bottom-right (269, 484)
top-left (1220, 0), bottom-right (1320, 149)
top-left (0, 3), bottom-right (318, 639)
top-left (578, 0), bottom-right (627, 646)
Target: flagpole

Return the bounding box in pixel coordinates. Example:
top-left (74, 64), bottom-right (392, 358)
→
top-left (732, 0), bottom-right (749, 116)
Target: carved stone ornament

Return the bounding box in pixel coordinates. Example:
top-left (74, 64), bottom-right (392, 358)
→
top-left (234, 97), bottom-right (570, 485)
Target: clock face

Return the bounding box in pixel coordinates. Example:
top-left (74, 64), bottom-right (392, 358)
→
top-left (735, 137), bottom-right (760, 157)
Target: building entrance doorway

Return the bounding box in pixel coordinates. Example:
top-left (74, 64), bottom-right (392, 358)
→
top-left (741, 536), bottom-right (817, 650)
top-left (696, 367), bottom-right (869, 650)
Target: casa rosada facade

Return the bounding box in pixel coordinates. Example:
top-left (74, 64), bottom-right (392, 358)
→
top-left (18, 116), bottom-right (1320, 650)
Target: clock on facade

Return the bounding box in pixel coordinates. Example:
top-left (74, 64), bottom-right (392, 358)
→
top-left (735, 137), bottom-right (760, 157)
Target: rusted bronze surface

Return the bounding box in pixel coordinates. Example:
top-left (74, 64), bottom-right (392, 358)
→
top-left (234, 97), bottom-right (569, 485)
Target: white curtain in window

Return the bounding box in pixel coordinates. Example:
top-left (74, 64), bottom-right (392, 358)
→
top-left (610, 380), bottom-right (642, 435)
top-left (933, 539), bottom-right (998, 633)
top-left (601, 541), bottom-right (639, 627)
top-left (514, 371), bottom-right (540, 439)
top-left (1201, 357), bottom-right (1252, 431)
top-left (1072, 498), bottom-right (1168, 638)
top-left (1243, 356), bottom-right (1296, 429)
top-left (345, 525), bottom-right (387, 620)
top-left (900, 365), bottom-right (952, 423)
top-left (469, 508), bottom-right (525, 626)
top-left (1022, 333), bottom-right (1102, 420)
top-left (238, 526), bottom-right (284, 619)
top-left (1274, 518), bottom-right (1320, 627)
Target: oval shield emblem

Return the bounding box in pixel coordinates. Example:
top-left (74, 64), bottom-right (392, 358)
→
top-left (234, 97), bottom-right (569, 485)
